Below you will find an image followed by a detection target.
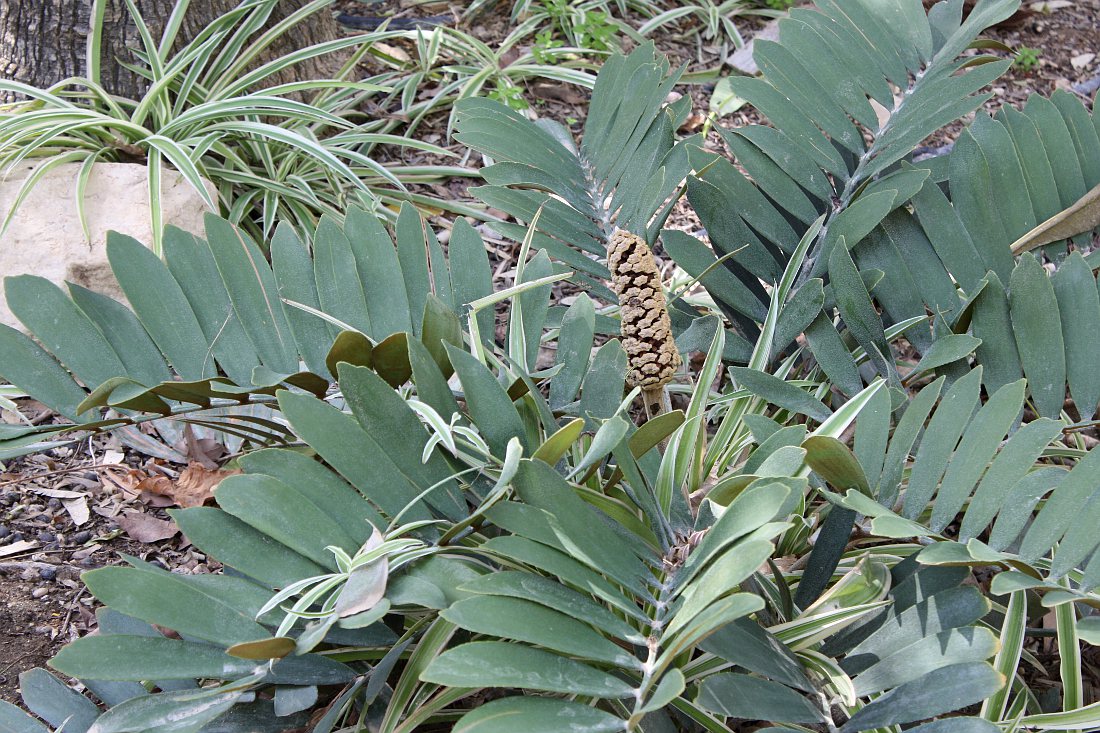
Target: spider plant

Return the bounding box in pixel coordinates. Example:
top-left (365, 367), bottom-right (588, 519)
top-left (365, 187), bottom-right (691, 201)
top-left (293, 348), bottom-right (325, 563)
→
top-left (0, 0), bottom-right (461, 250)
top-left (638, 0), bottom-right (780, 58)
top-left (361, 25), bottom-right (603, 141)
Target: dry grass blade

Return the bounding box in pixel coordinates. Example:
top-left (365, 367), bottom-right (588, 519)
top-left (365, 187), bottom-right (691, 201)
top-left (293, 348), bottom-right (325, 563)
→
top-left (1011, 182), bottom-right (1100, 254)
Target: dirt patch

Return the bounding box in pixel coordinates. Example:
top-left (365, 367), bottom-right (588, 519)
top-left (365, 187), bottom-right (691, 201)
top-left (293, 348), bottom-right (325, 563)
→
top-left (0, 420), bottom-right (223, 705)
top-left (0, 548), bottom-right (98, 703)
top-left (988, 1), bottom-right (1100, 103)
top-left (0, 575), bottom-right (65, 701)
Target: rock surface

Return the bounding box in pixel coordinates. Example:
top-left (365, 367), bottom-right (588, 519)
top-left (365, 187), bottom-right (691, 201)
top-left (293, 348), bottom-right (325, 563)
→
top-left (0, 161), bottom-right (215, 329)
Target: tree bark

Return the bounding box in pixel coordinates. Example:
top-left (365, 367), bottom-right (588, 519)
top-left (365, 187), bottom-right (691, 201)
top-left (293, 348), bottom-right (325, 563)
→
top-left (0, 0), bottom-right (343, 100)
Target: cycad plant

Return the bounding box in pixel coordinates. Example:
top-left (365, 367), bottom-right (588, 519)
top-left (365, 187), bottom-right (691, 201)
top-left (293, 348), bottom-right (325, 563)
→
top-left (4, 209), bottom-right (1096, 731)
top-left (0, 300), bottom-right (1025, 732)
top-left (4, 0), bottom-right (1100, 729)
top-left (453, 43), bottom-right (699, 295)
top-left (455, 0), bottom-right (1100, 407)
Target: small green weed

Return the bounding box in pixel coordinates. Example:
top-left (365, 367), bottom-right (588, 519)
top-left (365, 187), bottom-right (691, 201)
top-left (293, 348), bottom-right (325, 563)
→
top-left (488, 79), bottom-right (530, 110)
top-left (575, 9), bottom-right (619, 50)
top-left (539, 0), bottom-right (620, 51)
top-left (532, 29), bottom-right (565, 63)
top-left (1014, 46), bottom-right (1042, 71)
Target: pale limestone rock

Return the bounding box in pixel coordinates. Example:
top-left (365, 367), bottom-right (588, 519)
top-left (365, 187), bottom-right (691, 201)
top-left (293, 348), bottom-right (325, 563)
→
top-left (0, 161), bottom-right (215, 329)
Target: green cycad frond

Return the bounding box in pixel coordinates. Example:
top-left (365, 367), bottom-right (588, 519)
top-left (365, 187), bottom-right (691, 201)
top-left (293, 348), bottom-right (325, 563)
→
top-left (423, 461), bottom-right (794, 730)
top-left (0, 204), bottom-right (492, 457)
top-left (811, 370), bottom-right (1100, 600)
top-left (838, 90), bottom-right (1100, 417)
top-left (685, 0), bottom-right (1019, 380)
top-left (454, 43), bottom-right (699, 289)
top-left (418, 458), bottom-right (1004, 733)
top-left (690, 0), bottom-right (1100, 417)
top-left (453, 0), bottom-right (1040, 398)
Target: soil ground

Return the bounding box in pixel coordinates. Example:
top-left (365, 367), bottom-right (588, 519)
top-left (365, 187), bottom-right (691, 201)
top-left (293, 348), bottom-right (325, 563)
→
top-left (0, 434), bottom-right (220, 703)
top-left (1, 0), bottom-right (1098, 710)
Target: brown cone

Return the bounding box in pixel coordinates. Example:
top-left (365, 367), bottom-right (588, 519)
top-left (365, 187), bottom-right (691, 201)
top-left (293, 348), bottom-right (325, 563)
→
top-left (607, 229), bottom-right (682, 389)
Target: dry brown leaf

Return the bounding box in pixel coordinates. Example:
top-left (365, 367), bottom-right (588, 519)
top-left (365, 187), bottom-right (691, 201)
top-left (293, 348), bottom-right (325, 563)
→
top-left (498, 46), bottom-right (522, 69)
top-left (29, 487), bottom-right (84, 499)
top-left (136, 462), bottom-right (240, 509)
top-left (678, 111), bottom-right (708, 134)
top-left (182, 425), bottom-right (226, 469)
top-left (869, 94), bottom-right (905, 131)
top-left (0, 540), bottom-right (39, 558)
top-left (63, 497), bottom-right (90, 526)
top-left (28, 486), bottom-right (91, 526)
top-left (1011, 182), bottom-right (1100, 254)
top-left (137, 490), bottom-right (177, 508)
top-left (70, 545), bottom-right (99, 561)
top-left (1071, 53), bottom-right (1096, 70)
top-left (114, 511), bottom-right (179, 543)
top-left (100, 466), bottom-right (145, 495)
top-left (374, 42), bottom-right (410, 63)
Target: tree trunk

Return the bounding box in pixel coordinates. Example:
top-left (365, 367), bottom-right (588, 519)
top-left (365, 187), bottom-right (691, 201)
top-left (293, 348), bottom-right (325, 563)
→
top-left (0, 0), bottom-right (343, 100)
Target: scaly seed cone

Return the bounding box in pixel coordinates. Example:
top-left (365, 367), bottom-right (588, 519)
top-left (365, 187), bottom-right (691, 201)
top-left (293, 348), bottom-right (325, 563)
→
top-left (607, 229), bottom-right (682, 389)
